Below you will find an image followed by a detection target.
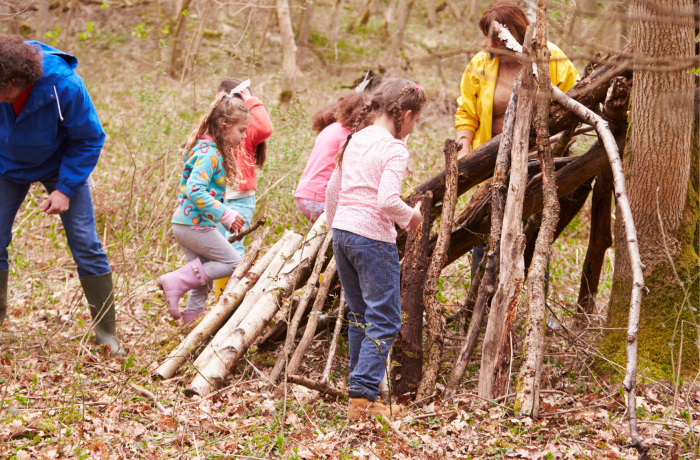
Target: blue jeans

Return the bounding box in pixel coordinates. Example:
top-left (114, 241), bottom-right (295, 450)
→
top-left (0, 176), bottom-right (110, 277)
top-left (332, 229), bottom-right (402, 402)
top-left (216, 194), bottom-right (256, 258)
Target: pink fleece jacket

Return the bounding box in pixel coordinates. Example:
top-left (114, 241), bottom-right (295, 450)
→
top-left (233, 97), bottom-right (274, 192)
top-left (325, 126), bottom-right (414, 243)
top-left (295, 122), bottom-right (350, 202)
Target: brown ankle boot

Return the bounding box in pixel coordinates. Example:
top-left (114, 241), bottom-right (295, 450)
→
top-left (347, 398), bottom-right (402, 421)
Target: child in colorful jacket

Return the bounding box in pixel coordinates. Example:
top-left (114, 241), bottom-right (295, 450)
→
top-left (158, 91), bottom-right (248, 324)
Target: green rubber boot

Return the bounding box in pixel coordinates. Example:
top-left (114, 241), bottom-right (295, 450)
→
top-left (0, 270), bottom-right (7, 327)
top-left (80, 272), bottom-right (126, 357)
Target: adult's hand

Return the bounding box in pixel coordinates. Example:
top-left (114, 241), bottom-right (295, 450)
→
top-left (40, 190), bottom-right (70, 215)
top-left (456, 129), bottom-right (474, 159)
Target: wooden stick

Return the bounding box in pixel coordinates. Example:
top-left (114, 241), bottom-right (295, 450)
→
top-left (228, 217), bottom-right (267, 243)
top-left (269, 231), bottom-right (334, 384)
top-left (549, 83), bottom-right (647, 452)
top-left (321, 290), bottom-right (346, 385)
top-left (129, 383), bottom-right (169, 414)
top-left (185, 218), bottom-right (329, 397)
top-left (445, 76), bottom-right (521, 400)
top-left (193, 231), bottom-right (303, 370)
top-left (153, 228), bottom-right (269, 380)
top-left (392, 192), bottom-right (433, 396)
top-left (478, 30), bottom-right (536, 400)
top-left (286, 257), bottom-right (338, 377)
top-left (515, 4), bottom-right (559, 418)
top-left (286, 374), bottom-right (348, 399)
top-left (577, 168), bottom-right (613, 314)
top-left (416, 140), bottom-right (460, 401)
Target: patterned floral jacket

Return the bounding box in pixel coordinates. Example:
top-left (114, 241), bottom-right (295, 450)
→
top-left (172, 139), bottom-right (228, 227)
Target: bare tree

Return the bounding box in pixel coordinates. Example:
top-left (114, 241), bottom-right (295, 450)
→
top-left (276, 0), bottom-right (298, 105)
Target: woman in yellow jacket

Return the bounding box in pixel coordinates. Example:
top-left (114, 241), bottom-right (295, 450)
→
top-left (455, 1), bottom-right (579, 156)
top-left (455, 1), bottom-right (579, 281)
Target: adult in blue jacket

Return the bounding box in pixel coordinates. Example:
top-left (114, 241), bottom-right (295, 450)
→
top-left (0, 35), bottom-right (125, 356)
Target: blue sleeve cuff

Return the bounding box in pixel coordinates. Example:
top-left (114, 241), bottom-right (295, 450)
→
top-left (55, 181), bottom-right (78, 198)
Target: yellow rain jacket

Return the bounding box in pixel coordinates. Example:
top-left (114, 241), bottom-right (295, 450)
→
top-left (455, 42), bottom-right (580, 150)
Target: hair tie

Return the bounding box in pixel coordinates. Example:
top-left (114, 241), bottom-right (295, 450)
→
top-left (347, 134), bottom-right (353, 141)
top-left (413, 85), bottom-right (420, 91)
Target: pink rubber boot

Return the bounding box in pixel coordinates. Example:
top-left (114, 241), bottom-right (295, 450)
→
top-left (182, 309), bottom-right (205, 324)
top-left (157, 258), bottom-right (209, 320)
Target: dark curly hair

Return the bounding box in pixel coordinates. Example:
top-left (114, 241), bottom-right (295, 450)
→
top-left (0, 35), bottom-right (43, 90)
top-left (217, 78), bottom-right (267, 168)
top-left (310, 92), bottom-right (375, 133)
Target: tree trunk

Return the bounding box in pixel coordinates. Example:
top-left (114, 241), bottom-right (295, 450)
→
top-left (193, 231), bottom-right (303, 370)
top-left (386, 0), bottom-right (414, 65)
top-left (296, 0), bottom-right (315, 69)
top-left (153, 228), bottom-right (270, 380)
top-left (169, 0), bottom-right (193, 78)
top-left (602, 0), bottom-right (699, 376)
top-left (426, 0), bottom-right (437, 28)
top-left (392, 193), bottom-right (433, 396)
top-left (577, 168), bottom-right (613, 314)
top-left (416, 142), bottom-right (459, 401)
top-left (515, 4), bottom-right (559, 417)
top-left (38, 0), bottom-right (51, 39)
top-left (445, 77), bottom-right (520, 400)
top-left (478, 44), bottom-right (536, 400)
top-left (329, 0), bottom-right (346, 46)
top-left (276, 0), bottom-right (298, 105)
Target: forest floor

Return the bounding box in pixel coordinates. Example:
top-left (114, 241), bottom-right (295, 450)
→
top-left (1, 0), bottom-right (699, 458)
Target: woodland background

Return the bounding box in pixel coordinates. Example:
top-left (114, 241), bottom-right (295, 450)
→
top-left (0, 0), bottom-right (698, 458)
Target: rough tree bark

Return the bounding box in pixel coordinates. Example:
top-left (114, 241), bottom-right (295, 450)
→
top-left (276, 0), bottom-right (298, 105)
top-left (445, 77), bottom-right (520, 400)
top-left (416, 142), bottom-right (459, 402)
top-left (392, 192), bottom-right (433, 396)
top-left (478, 37), bottom-right (536, 400)
top-left (577, 168), bottom-right (613, 314)
top-left (515, 3), bottom-right (560, 418)
top-left (602, 0), bottom-right (698, 384)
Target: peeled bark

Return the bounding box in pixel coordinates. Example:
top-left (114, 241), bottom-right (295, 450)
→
top-left (286, 257), bottom-right (338, 377)
top-left (515, 6), bottom-right (559, 418)
top-left (153, 228), bottom-right (269, 380)
top-left (269, 229), bottom-right (333, 383)
top-left (445, 77), bottom-right (520, 400)
top-left (186, 218), bottom-right (329, 397)
top-left (392, 192), bottom-right (433, 396)
top-left (416, 140), bottom-right (460, 401)
top-left (193, 231), bottom-right (303, 370)
top-left (478, 44), bottom-right (536, 400)
top-left (577, 168), bottom-right (613, 314)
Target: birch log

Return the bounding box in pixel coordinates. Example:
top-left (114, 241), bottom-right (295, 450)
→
top-left (193, 231), bottom-right (302, 370)
top-left (186, 218), bottom-right (329, 397)
top-left (445, 77), bottom-right (520, 400)
top-left (416, 140), bottom-right (460, 401)
top-left (548, 84), bottom-right (646, 447)
top-left (478, 38), bottom-right (536, 400)
top-left (153, 228), bottom-right (269, 380)
top-left (269, 229), bottom-right (333, 383)
top-left (514, 3), bottom-right (559, 418)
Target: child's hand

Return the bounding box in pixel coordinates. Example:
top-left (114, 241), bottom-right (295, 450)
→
top-left (239, 88), bottom-right (252, 102)
top-left (229, 214), bottom-right (246, 234)
top-left (406, 201), bottom-right (423, 232)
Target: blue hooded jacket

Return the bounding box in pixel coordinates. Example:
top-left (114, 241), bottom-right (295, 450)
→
top-left (0, 42), bottom-right (105, 198)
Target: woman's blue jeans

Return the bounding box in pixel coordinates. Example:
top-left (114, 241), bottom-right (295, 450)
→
top-left (332, 228), bottom-right (402, 402)
top-left (0, 176), bottom-right (110, 277)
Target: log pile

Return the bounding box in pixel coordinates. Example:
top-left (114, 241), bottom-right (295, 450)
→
top-left (152, 42), bottom-right (643, 450)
